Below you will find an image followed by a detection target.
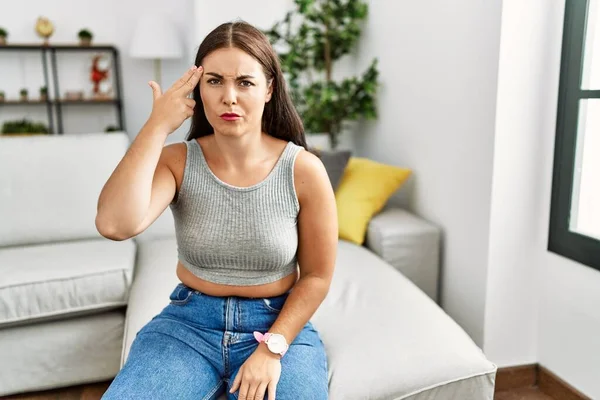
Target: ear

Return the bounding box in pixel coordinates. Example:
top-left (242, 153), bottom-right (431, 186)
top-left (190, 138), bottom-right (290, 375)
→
top-left (266, 79), bottom-right (274, 103)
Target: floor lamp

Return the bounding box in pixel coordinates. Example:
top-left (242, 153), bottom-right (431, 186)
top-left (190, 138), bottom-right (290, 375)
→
top-left (129, 14), bottom-right (183, 87)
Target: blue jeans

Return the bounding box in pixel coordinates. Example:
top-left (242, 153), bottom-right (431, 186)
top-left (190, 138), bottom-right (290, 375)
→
top-left (102, 283), bottom-right (328, 399)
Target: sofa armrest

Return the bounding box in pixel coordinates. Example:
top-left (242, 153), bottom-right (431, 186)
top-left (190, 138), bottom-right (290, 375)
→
top-left (365, 208), bottom-right (441, 303)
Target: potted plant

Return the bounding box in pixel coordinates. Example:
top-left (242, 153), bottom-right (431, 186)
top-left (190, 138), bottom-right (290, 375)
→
top-left (78, 29), bottom-right (93, 46)
top-left (39, 86), bottom-right (48, 101)
top-left (0, 28), bottom-right (7, 45)
top-left (265, 0), bottom-right (379, 150)
top-left (104, 125), bottom-right (119, 133)
top-left (20, 88), bottom-right (28, 101)
top-left (1, 118), bottom-right (50, 136)
top-left (0, 91), bottom-right (5, 102)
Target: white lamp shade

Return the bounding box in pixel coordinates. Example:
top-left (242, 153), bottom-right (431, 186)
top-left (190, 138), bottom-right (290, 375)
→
top-left (129, 14), bottom-right (183, 59)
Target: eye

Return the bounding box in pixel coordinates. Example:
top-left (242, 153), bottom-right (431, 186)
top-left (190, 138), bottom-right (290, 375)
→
top-left (207, 78), bottom-right (221, 85)
top-left (240, 80), bottom-right (254, 87)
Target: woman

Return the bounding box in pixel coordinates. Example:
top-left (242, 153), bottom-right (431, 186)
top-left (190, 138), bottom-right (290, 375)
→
top-left (96, 20), bottom-right (337, 400)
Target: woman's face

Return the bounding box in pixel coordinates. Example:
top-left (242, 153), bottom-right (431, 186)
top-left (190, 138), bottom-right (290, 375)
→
top-left (200, 47), bottom-right (273, 138)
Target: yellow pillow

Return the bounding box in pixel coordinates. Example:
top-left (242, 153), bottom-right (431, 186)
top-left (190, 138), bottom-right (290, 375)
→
top-left (335, 157), bottom-right (412, 245)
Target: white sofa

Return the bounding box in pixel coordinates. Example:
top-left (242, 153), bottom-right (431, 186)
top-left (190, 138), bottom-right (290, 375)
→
top-left (0, 133), bottom-right (496, 399)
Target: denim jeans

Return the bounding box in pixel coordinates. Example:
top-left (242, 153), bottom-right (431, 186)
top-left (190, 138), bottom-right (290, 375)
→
top-left (102, 283), bottom-right (329, 400)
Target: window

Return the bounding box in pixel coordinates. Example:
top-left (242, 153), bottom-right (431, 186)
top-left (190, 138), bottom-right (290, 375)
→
top-left (549, 0), bottom-right (600, 270)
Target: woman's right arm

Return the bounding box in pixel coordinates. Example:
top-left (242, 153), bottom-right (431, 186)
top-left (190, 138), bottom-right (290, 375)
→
top-left (95, 65), bottom-right (203, 240)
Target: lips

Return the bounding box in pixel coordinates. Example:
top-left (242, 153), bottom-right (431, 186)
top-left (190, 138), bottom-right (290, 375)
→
top-left (220, 112), bottom-right (241, 121)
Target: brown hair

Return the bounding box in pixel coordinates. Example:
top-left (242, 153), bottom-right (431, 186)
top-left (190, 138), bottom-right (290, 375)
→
top-left (186, 21), bottom-right (307, 148)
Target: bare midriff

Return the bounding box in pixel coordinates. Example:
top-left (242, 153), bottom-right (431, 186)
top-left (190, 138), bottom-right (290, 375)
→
top-left (176, 261), bottom-right (299, 298)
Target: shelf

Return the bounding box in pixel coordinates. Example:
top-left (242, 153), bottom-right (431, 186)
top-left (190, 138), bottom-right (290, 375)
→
top-left (0, 43), bottom-right (117, 52)
top-left (0, 99), bottom-right (119, 105)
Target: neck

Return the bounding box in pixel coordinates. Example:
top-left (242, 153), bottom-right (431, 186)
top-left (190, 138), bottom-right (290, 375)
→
top-left (211, 129), bottom-right (269, 169)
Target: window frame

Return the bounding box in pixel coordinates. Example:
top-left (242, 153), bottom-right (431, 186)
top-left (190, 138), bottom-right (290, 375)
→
top-left (549, 0), bottom-right (600, 271)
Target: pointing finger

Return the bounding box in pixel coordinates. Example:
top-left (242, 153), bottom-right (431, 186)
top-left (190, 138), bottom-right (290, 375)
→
top-left (173, 65), bottom-right (198, 91)
top-left (178, 66), bottom-right (203, 96)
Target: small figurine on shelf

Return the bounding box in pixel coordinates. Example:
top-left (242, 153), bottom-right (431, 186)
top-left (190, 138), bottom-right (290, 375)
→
top-left (0, 91), bottom-right (5, 102)
top-left (90, 54), bottom-right (111, 99)
top-left (78, 29), bottom-right (93, 46)
top-left (20, 88), bottom-right (28, 102)
top-left (0, 28), bottom-right (7, 45)
top-left (39, 86), bottom-right (48, 101)
top-left (35, 17), bottom-right (55, 46)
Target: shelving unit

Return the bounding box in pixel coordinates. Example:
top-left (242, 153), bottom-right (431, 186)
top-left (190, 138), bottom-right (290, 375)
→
top-left (0, 43), bottom-right (125, 134)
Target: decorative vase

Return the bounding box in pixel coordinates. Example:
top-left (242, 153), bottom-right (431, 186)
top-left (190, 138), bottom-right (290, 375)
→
top-left (305, 133), bottom-right (331, 151)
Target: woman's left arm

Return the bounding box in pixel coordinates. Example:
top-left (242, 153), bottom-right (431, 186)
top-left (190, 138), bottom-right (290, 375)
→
top-left (268, 149), bottom-right (338, 344)
top-left (230, 150), bottom-right (338, 400)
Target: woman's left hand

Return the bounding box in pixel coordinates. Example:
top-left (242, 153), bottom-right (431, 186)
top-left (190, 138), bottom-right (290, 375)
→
top-left (230, 344), bottom-right (282, 400)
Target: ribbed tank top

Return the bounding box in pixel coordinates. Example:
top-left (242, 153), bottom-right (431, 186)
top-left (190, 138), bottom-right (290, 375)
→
top-left (169, 138), bottom-right (304, 286)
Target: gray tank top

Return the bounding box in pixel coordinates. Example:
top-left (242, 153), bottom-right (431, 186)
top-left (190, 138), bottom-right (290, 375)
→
top-left (169, 138), bottom-right (304, 286)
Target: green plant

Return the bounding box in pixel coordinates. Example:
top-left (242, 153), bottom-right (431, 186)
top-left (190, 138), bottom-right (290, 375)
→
top-left (78, 29), bottom-right (93, 39)
top-left (265, 0), bottom-right (379, 148)
top-left (0, 28), bottom-right (7, 37)
top-left (0, 91), bottom-right (5, 97)
top-left (2, 118), bottom-right (49, 134)
top-left (20, 88), bottom-right (28, 96)
top-left (40, 86), bottom-right (47, 94)
top-left (104, 125), bottom-right (119, 132)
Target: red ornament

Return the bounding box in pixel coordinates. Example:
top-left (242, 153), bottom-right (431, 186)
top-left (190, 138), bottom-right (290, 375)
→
top-left (90, 55), bottom-right (109, 95)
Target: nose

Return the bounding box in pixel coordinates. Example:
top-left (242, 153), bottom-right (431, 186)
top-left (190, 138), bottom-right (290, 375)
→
top-left (222, 84), bottom-right (237, 106)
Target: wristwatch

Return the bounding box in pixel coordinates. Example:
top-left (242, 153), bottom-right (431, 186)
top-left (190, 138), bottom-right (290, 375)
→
top-left (253, 331), bottom-right (289, 357)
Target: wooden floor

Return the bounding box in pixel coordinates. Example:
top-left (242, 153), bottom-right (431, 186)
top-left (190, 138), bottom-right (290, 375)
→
top-left (2, 381), bottom-right (557, 400)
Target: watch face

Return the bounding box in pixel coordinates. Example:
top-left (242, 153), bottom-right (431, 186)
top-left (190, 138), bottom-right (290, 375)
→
top-left (266, 334), bottom-right (287, 353)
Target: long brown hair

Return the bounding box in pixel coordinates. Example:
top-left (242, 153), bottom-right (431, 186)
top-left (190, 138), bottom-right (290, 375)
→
top-left (186, 21), bottom-right (306, 148)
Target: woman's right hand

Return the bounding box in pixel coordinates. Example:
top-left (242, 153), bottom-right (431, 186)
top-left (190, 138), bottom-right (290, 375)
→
top-left (146, 65), bottom-right (204, 135)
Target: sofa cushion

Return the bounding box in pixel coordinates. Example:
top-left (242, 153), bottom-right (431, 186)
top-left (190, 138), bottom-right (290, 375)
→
top-left (311, 240), bottom-right (496, 399)
top-left (336, 157), bottom-right (412, 245)
top-left (123, 238), bottom-right (496, 399)
top-left (0, 133), bottom-right (130, 247)
top-left (0, 239), bottom-right (136, 328)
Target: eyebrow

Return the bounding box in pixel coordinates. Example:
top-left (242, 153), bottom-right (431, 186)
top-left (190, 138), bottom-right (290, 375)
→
top-left (205, 72), bottom-right (256, 80)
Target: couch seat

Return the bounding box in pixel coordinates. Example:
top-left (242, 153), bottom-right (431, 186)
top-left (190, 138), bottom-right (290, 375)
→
top-left (124, 237), bottom-right (496, 399)
top-left (0, 239), bottom-right (135, 328)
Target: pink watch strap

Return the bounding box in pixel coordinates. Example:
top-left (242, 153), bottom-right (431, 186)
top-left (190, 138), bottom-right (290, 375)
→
top-left (253, 331), bottom-right (287, 356)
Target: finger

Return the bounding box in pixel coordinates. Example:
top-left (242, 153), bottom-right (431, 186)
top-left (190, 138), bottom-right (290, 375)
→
top-left (184, 98), bottom-right (196, 108)
top-left (173, 65), bottom-right (198, 91)
top-left (178, 65), bottom-right (203, 96)
top-left (238, 382), bottom-right (250, 400)
top-left (230, 368), bottom-right (242, 393)
top-left (148, 81), bottom-right (161, 101)
top-left (254, 382), bottom-right (268, 400)
top-left (268, 382), bottom-right (276, 400)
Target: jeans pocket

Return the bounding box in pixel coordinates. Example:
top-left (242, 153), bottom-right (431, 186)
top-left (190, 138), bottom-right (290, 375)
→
top-left (169, 284), bottom-right (194, 306)
top-left (261, 292), bottom-right (289, 313)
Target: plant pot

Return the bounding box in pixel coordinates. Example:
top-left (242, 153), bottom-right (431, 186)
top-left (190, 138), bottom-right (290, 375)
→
top-left (1, 132), bottom-right (48, 137)
top-left (305, 133), bottom-right (331, 151)
top-left (79, 37), bottom-right (92, 46)
top-left (0, 36), bottom-right (6, 45)
top-left (20, 94), bottom-right (28, 102)
top-left (0, 95), bottom-right (4, 102)
top-left (40, 93), bottom-right (48, 101)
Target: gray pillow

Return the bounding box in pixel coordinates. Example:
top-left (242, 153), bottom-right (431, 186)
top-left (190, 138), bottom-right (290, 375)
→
top-left (309, 148), bottom-right (352, 190)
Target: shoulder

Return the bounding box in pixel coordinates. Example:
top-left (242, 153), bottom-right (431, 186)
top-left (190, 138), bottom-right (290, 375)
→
top-left (159, 141), bottom-right (188, 177)
top-left (293, 148), bottom-right (332, 203)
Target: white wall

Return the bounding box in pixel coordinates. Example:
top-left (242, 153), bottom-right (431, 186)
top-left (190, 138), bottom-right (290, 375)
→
top-left (0, 0), bottom-right (195, 142)
top-left (351, 0), bottom-right (504, 346)
top-left (484, 1), bottom-right (600, 397)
